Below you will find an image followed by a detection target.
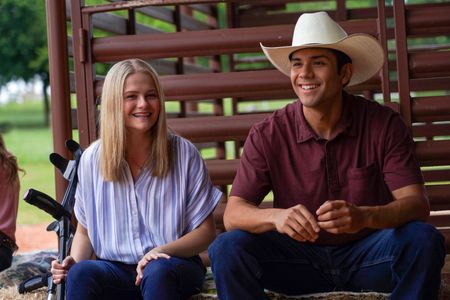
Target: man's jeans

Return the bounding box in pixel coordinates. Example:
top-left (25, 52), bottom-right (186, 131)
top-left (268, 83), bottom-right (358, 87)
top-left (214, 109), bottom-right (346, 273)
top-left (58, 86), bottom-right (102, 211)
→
top-left (66, 256), bottom-right (205, 300)
top-left (209, 222), bottom-right (445, 300)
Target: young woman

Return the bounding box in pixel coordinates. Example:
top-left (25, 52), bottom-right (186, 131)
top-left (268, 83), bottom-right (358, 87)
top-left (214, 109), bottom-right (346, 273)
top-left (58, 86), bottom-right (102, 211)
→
top-left (51, 59), bottom-right (222, 299)
top-left (0, 134), bottom-right (20, 272)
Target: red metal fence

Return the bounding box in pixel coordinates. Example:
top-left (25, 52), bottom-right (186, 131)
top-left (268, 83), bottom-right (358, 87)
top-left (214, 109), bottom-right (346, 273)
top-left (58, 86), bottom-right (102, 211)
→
top-left (46, 0), bottom-right (450, 249)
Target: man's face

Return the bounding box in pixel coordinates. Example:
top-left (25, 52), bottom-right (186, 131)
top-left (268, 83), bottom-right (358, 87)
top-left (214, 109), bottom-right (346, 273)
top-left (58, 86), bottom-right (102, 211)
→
top-left (289, 48), bottom-right (351, 110)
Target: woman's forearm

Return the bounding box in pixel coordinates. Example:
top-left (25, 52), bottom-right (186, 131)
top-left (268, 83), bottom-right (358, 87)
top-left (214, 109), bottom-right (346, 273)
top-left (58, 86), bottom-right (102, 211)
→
top-left (157, 214), bottom-right (216, 258)
top-left (70, 223), bottom-right (95, 262)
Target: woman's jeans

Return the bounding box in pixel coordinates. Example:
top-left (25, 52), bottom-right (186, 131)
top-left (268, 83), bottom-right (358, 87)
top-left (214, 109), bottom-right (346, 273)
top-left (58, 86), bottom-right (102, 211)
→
top-left (208, 221), bottom-right (445, 300)
top-left (66, 255), bottom-right (205, 300)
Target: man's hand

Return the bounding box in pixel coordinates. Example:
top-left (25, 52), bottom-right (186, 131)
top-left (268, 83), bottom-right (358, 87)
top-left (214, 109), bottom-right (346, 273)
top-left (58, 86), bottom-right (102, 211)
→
top-left (316, 200), bottom-right (367, 234)
top-left (135, 247), bottom-right (170, 286)
top-left (273, 204), bottom-right (320, 242)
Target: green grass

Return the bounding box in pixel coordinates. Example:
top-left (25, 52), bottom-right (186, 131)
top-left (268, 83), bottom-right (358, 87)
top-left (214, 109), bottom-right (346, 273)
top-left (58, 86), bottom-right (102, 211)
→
top-left (0, 100), bottom-right (46, 129)
top-left (0, 100), bottom-right (55, 225)
top-left (3, 127), bottom-right (55, 225)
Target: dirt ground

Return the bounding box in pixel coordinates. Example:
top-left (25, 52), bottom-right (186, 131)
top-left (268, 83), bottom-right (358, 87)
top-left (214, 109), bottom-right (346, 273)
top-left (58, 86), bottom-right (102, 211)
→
top-left (15, 224), bottom-right (57, 253)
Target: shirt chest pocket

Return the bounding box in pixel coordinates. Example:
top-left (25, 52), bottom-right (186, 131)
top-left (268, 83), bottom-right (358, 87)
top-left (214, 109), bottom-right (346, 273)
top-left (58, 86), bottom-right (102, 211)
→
top-left (347, 163), bottom-right (390, 206)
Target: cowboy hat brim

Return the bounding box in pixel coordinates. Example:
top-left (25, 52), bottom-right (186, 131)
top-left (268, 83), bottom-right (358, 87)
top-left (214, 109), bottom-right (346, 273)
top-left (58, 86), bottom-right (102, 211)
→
top-left (261, 33), bottom-right (385, 87)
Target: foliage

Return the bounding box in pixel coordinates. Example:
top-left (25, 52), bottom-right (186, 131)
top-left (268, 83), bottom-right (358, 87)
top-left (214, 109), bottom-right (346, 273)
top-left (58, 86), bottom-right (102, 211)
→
top-left (0, 0), bottom-right (48, 85)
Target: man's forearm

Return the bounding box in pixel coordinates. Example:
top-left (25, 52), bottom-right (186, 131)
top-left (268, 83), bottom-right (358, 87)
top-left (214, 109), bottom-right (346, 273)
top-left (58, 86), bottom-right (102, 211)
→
top-left (224, 196), bottom-right (280, 233)
top-left (365, 195), bottom-right (429, 229)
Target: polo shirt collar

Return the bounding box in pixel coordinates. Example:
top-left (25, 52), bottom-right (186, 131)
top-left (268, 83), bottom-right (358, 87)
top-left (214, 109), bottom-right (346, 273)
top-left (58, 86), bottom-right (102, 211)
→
top-left (295, 91), bottom-right (357, 143)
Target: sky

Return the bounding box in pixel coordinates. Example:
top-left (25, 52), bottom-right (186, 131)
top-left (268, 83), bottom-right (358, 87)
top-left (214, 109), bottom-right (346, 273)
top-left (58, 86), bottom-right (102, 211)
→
top-left (0, 78), bottom-right (43, 104)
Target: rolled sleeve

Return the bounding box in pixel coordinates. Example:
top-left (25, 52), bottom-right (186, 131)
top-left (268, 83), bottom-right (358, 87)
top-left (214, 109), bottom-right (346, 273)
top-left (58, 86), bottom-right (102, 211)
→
top-left (184, 147), bottom-right (222, 232)
top-left (383, 115), bottom-right (424, 191)
top-left (230, 127), bottom-right (272, 204)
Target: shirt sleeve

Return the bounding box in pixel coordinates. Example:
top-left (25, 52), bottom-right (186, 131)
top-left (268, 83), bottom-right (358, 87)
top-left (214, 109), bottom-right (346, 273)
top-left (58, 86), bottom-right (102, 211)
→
top-left (74, 145), bottom-right (95, 229)
top-left (183, 142), bottom-right (222, 233)
top-left (383, 114), bottom-right (424, 191)
top-left (0, 167), bottom-right (19, 241)
top-left (230, 126), bottom-right (272, 204)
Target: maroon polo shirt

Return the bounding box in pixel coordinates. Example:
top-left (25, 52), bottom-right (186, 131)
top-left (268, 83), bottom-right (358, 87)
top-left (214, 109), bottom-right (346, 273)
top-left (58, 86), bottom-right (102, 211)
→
top-left (230, 92), bottom-right (424, 245)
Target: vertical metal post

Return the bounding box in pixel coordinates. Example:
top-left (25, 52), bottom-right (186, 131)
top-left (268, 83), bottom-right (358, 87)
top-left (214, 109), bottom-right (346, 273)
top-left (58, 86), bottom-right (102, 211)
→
top-left (335, 0), bottom-right (347, 21)
top-left (81, 12), bottom-right (98, 143)
top-left (70, 0), bottom-right (98, 146)
top-left (393, 0), bottom-right (412, 126)
top-left (377, 0), bottom-right (391, 103)
top-left (46, 0), bottom-right (72, 201)
top-left (127, 9), bottom-right (136, 35)
top-left (174, 6), bottom-right (187, 118)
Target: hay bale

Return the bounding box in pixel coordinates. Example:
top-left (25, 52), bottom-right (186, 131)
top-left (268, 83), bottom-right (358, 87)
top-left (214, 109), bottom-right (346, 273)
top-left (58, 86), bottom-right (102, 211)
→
top-left (0, 250), bottom-right (56, 300)
top-left (2, 252), bottom-right (448, 300)
top-left (0, 286), bottom-right (47, 300)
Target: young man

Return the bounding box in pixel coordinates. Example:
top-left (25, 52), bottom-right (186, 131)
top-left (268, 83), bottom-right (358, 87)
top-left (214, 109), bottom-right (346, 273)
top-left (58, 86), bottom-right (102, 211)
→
top-left (208, 11), bottom-right (445, 299)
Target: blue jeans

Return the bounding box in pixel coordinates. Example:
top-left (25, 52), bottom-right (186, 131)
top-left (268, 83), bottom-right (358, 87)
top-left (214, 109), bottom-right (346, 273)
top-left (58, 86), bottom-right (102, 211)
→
top-left (66, 256), bottom-right (205, 300)
top-left (208, 222), bottom-right (445, 300)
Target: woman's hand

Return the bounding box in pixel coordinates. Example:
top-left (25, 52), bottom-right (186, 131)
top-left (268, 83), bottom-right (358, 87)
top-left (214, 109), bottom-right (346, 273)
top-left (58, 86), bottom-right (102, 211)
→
top-left (135, 247), bottom-right (170, 286)
top-left (50, 256), bottom-right (76, 284)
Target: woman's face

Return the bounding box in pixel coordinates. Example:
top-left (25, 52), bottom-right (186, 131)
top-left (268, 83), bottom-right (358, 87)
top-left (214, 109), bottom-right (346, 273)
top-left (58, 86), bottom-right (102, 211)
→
top-left (122, 72), bottom-right (161, 135)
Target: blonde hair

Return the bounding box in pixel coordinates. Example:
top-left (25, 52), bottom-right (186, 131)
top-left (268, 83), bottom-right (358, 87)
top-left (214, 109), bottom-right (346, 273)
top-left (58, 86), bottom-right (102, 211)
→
top-left (0, 134), bottom-right (21, 184)
top-left (100, 59), bottom-right (171, 181)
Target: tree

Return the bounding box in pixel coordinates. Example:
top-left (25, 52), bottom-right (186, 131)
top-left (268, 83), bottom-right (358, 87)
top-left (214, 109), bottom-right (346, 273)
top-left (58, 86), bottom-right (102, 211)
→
top-left (0, 0), bottom-right (50, 126)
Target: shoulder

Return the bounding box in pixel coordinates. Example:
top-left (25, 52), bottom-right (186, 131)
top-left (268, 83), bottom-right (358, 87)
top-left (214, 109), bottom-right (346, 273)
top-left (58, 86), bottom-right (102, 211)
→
top-left (168, 135), bottom-right (207, 178)
top-left (79, 140), bottom-right (101, 170)
top-left (347, 94), bottom-right (412, 149)
top-left (349, 94), bottom-right (403, 130)
top-left (81, 140), bottom-right (100, 159)
top-left (351, 94), bottom-right (398, 119)
top-left (170, 134), bottom-right (197, 152)
top-left (250, 102), bottom-right (297, 137)
top-left (169, 134), bottom-right (201, 160)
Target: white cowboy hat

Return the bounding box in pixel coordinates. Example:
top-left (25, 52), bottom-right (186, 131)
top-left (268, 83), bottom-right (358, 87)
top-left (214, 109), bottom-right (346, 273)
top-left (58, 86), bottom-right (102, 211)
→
top-left (260, 11), bottom-right (385, 87)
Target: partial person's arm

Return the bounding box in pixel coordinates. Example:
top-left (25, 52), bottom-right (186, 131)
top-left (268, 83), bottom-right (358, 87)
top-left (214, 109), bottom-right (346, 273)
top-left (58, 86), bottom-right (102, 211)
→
top-left (316, 183), bottom-right (429, 234)
top-left (153, 213), bottom-right (216, 258)
top-left (224, 196), bottom-right (320, 242)
top-left (135, 213), bottom-right (216, 285)
top-left (69, 223), bottom-right (95, 261)
top-left (51, 223), bottom-right (94, 284)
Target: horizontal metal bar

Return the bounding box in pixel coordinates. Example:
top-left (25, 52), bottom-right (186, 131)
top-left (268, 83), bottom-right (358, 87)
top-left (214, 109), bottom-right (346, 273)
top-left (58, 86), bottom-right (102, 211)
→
top-left (409, 51), bottom-right (450, 79)
top-left (83, 0), bottom-right (223, 14)
top-left (168, 113), bottom-right (269, 142)
top-left (92, 18), bottom-right (378, 62)
top-left (205, 159), bottom-right (240, 186)
top-left (95, 69), bottom-right (295, 101)
top-left (423, 169), bottom-right (450, 183)
top-left (412, 96), bottom-right (450, 122)
top-left (413, 123), bottom-right (450, 138)
top-left (415, 140), bottom-right (450, 162)
top-left (94, 69), bottom-right (385, 103)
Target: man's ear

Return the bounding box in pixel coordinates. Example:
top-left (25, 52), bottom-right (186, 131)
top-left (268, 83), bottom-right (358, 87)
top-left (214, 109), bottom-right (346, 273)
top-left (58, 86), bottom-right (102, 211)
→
top-left (341, 63), bottom-right (353, 87)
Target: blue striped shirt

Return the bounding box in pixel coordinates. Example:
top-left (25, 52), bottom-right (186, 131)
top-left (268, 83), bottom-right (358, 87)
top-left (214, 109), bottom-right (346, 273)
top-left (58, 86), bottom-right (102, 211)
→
top-left (74, 134), bottom-right (222, 264)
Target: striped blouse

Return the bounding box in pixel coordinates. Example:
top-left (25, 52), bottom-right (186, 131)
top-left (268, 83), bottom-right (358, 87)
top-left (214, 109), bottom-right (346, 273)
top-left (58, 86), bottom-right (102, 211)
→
top-left (74, 134), bottom-right (222, 264)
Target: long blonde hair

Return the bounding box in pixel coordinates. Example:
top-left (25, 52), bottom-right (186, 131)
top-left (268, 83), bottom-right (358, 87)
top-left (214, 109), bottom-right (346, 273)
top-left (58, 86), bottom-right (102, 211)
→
top-left (100, 59), bottom-right (171, 181)
top-left (0, 134), bottom-right (21, 184)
